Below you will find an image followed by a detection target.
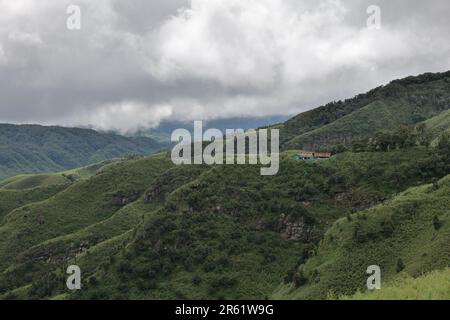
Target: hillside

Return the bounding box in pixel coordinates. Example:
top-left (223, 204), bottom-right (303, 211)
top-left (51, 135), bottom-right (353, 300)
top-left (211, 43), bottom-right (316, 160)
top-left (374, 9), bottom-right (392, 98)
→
top-left (0, 160), bottom-right (121, 223)
top-left (139, 116), bottom-right (290, 144)
top-left (279, 71), bottom-right (450, 150)
top-left (0, 124), bottom-right (166, 180)
top-left (424, 109), bottom-right (450, 145)
top-left (0, 144), bottom-right (448, 299)
top-left (273, 174), bottom-right (450, 299)
top-left (341, 268), bottom-right (450, 300)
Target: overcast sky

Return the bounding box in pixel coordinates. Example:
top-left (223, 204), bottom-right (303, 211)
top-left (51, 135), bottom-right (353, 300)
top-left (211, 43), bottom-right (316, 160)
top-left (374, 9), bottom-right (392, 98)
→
top-left (0, 0), bottom-right (449, 133)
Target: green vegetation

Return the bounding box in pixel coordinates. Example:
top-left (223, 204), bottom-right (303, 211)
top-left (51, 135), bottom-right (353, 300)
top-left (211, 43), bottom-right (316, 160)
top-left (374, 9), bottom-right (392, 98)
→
top-left (279, 71), bottom-right (450, 150)
top-left (0, 174), bottom-right (69, 190)
top-left (0, 71), bottom-right (449, 300)
top-left (341, 268), bottom-right (450, 300)
top-left (273, 174), bottom-right (450, 299)
top-left (0, 145), bottom-right (447, 299)
top-left (425, 109), bottom-right (450, 142)
top-left (0, 124), bottom-right (166, 180)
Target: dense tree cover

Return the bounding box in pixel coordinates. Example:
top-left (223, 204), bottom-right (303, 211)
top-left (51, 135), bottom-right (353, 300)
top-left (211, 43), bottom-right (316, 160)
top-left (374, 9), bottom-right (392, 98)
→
top-left (0, 124), bottom-right (166, 180)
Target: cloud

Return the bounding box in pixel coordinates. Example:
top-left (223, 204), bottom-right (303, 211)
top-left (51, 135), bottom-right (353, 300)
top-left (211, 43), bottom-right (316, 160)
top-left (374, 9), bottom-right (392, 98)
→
top-left (0, 0), bottom-right (449, 133)
top-left (0, 44), bottom-right (6, 65)
top-left (66, 101), bottom-right (174, 133)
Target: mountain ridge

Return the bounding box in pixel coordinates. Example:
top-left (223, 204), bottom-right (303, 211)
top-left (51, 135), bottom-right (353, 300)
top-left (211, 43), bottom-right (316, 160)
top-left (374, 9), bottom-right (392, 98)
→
top-left (0, 123), bottom-right (167, 180)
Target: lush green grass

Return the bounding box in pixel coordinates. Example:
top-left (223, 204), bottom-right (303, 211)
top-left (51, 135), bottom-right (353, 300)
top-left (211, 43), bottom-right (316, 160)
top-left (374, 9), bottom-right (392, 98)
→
top-left (426, 109), bottom-right (450, 132)
top-left (0, 174), bottom-right (70, 190)
top-left (0, 153), bottom-right (173, 274)
top-left (341, 268), bottom-right (450, 300)
top-left (425, 109), bottom-right (450, 145)
top-left (0, 158), bottom-right (124, 191)
top-left (0, 185), bottom-right (69, 224)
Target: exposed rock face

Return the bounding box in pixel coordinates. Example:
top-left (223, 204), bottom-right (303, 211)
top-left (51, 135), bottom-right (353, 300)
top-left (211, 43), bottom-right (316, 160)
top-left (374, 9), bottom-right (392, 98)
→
top-left (112, 192), bottom-right (139, 206)
top-left (278, 214), bottom-right (318, 242)
top-left (334, 191), bottom-right (385, 212)
top-left (37, 214), bottom-right (45, 225)
top-left (144, 184), bottom-right (165, 203)
top-left (18, 240), bottom-right (92, 265)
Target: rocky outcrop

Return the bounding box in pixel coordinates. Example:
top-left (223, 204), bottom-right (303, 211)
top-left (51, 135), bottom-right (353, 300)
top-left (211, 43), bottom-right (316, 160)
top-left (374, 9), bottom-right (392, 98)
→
top-left (112, 192), bottom-right (139, 206)
top-left (278, 214), bottom-right (319, 242)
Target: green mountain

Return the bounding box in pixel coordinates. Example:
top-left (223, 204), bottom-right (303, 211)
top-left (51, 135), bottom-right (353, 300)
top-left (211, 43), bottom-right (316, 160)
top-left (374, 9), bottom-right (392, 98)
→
top-left (0, 124), bottom-right (166, 180)
top-left (137, 116), bottom-right (290, 144)
top-left (279, 71), bottom-right (450, 150)
top-left (0, 71), bottom-right (449, 300)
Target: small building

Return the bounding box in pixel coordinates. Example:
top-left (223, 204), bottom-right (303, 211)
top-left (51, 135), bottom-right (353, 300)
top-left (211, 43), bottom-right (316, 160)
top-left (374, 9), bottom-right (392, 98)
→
top-left (314, 152), bottom-right (331, 159)
top-left (301, 151), bottom-right (315, 159)
top-left (292, 150), bottom-right (331, 161)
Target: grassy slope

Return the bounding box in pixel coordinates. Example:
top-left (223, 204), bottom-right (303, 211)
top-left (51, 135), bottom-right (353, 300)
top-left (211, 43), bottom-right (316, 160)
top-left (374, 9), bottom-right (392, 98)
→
top-left (60, 148), bottom-right (446, 300)
top-left (281, 72), bottom-right (450, 150)
top-left (425, 109), bottom-right (450, 145)
top-left (0, 158), bottom-right (124, 190)
top-left (0, 159), bottom-right (124, 223)
top-left (426, 109), bottom-right (450, 132)
top-left (0, 185), bottom-right (69, 225)
top-left (0, 153), bottom-right (173, 273)
top-left (273, 174), bottom-right (450, 299)
top-left (341, 268), bottom-right (450, 300)
top-left (0, 174), bottom-right (69, 190)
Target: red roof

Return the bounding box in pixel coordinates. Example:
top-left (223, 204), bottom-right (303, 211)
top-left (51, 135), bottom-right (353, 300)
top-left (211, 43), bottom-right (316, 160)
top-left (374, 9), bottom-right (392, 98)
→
top-left (314, 152), bottom-right (331, 158)
top-left (299, 151), bottom-right (331, 158)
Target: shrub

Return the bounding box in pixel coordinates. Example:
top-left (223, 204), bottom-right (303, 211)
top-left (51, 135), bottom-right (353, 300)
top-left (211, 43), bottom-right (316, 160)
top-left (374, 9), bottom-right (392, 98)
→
top-left (433, 216), bottom-right (443, 230)
top-left (396, 258), bottom-right (405, 273)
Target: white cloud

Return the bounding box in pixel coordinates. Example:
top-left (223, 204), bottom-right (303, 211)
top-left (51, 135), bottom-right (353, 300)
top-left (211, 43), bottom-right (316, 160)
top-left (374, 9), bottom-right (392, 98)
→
top-left (0, 44), bottom-right (6, 65)
top-left (66, 101), bottom-right (174, 134)
top-left (8, 31), bottom-right (42, 46)
top-left (135, 0), bottom-right (450, 122)
top-left (0, 0), bottom-right (449, 131)
top-left (144, 0), bottom-right (415, 87)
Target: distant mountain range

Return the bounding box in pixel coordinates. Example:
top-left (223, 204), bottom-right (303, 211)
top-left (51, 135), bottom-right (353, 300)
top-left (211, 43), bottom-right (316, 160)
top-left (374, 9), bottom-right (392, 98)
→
top-left (0, 116), bottom-right (290, 180)
top-left (0, 124), bottom-right (166, 180)
top-left (137, 115), bottom-right (290, 143)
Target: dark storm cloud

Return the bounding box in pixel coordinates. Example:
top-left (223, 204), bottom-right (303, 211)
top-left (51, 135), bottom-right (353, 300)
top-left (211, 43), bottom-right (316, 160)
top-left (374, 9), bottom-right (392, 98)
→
top-left (0, 0), bottom-right (449, 132)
